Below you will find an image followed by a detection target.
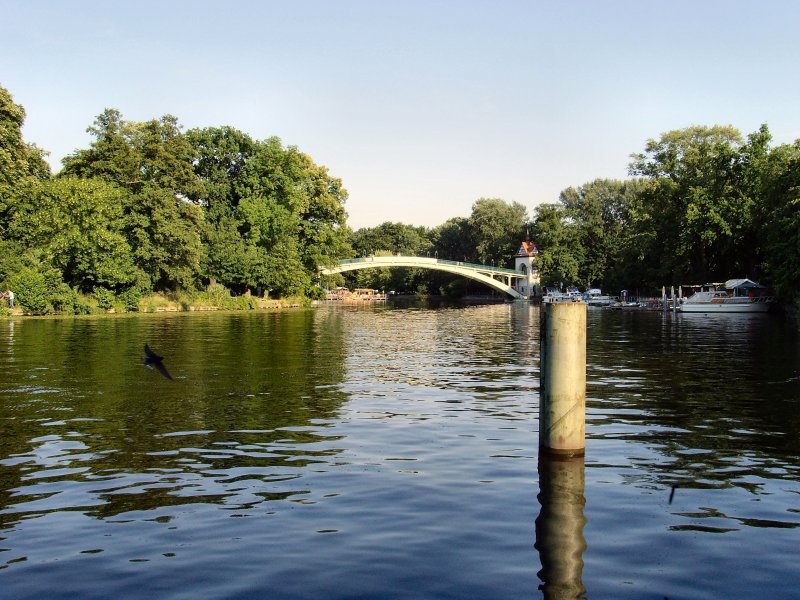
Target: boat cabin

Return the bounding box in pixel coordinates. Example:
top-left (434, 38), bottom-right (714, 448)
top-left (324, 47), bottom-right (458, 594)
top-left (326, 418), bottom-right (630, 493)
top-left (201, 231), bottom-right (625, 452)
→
top-left (724, 279), bottom-right (767, 298)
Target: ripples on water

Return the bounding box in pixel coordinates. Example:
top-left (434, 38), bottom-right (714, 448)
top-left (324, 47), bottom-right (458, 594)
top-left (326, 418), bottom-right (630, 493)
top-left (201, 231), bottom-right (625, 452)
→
top-left (0, 305), bottom-right (798, 599)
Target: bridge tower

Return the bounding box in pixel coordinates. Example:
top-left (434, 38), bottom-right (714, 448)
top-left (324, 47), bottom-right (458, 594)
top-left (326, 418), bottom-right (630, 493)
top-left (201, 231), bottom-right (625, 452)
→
top-left (514, 237), bottom-right (540, 298)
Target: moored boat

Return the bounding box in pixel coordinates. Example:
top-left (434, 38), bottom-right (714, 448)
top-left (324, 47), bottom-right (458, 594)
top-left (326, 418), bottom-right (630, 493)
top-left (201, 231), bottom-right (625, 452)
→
top-left (542, 287), bottom-right (578, 303)
top-left (584, 288), bottom-right (613, 306)
top-left (678, 279), bottom-right (775, 313)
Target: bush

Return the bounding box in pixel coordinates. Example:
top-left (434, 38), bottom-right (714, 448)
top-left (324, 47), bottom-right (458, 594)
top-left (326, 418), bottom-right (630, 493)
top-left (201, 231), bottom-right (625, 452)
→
top-left (205, 283), bottom-right (233, 308)
top-left (307, 285), bottom-right (326, 301)
top-left (118, 287), bottom-right (142, 312)
top-left (52, 285), bottom-right (89, 314)
top-left (93, 287), bottom-right (115, 311)
top-left (10, 267), bottom-right (53, 314)
top-left (233, 295), bottom-right (259, 310)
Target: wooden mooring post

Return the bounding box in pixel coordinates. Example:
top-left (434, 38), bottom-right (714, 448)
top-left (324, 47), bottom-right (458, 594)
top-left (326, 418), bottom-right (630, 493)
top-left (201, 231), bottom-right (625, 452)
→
top-left (540, 301), bottom-right (587, 457)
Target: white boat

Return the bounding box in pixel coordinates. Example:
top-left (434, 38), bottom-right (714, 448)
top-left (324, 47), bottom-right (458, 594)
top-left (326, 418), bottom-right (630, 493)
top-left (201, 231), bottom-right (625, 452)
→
top-left (583, 288), bottom-right (613, 306)
top-left (678, 279), bottom-right (775, 313)
top-left (542, 287), bottom-right (578, 303)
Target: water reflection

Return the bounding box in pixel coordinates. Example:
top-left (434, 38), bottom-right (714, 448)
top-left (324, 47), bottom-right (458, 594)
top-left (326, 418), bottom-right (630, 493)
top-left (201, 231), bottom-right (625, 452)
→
top-left (587, 309), bottom-right (800, 470)
top-left (535, 455), bottom-right (587, 599)
top-left (0, 311), bottom-right (351, 528)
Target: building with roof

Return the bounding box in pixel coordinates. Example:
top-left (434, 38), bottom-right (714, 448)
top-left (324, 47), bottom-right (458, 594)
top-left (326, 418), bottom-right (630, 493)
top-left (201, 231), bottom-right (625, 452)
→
top-left (513, 239), bottom-right (540, 298)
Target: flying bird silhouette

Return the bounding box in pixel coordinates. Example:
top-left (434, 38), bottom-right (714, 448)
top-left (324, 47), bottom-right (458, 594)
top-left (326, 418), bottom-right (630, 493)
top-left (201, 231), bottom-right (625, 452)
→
top-left (143, 344), bottom-right (173, 380)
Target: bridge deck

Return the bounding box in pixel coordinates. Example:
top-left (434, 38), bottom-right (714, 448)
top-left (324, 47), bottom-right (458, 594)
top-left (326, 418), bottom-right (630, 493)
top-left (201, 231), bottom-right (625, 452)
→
top-left (321, 256), bottom-right (528, 299)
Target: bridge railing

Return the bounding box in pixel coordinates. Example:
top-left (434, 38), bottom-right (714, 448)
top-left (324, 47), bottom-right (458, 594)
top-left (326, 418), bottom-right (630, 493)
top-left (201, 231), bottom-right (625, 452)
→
top-left (337, 256), bottom-right (521, 276)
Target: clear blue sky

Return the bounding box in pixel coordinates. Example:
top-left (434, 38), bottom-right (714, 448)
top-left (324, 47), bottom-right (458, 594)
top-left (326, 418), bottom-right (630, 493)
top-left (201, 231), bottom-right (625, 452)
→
top-left (3, 0), bottom-right (799, 229)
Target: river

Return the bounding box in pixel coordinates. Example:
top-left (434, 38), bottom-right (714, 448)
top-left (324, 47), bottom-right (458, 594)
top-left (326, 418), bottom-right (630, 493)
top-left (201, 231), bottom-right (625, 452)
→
top-left (1, 304), bottom-right (798, 599)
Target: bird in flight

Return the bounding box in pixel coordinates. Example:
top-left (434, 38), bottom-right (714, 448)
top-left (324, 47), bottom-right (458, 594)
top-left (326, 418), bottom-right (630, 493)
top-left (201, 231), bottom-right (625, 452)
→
top-left (143, 344), bottom-right (173, 380)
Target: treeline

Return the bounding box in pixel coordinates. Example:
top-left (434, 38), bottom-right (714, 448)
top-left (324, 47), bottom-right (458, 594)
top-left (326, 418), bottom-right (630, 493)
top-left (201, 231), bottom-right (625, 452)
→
top-left (2, 82), bottom-right (799, 313)
top-left (347, 125), bottom-right (800, 307)
top-left (540, 125), bottom-right (799, 301)
top-left (0, 85), bottom-right (349, 313)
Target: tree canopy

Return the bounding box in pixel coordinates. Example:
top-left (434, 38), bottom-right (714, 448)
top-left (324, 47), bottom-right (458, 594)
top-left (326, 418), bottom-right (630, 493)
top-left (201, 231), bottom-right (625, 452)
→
top-left (530, 124), bottom-right (800, 305)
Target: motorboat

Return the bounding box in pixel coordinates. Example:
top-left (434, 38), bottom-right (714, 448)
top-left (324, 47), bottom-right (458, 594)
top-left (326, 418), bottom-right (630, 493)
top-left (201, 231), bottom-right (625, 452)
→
top-left (583, 288), bottom-right (613, 306)
top-left (542, 287), bottom-right (576, 303)
top-left (678, 279), bottom-right (775, 313)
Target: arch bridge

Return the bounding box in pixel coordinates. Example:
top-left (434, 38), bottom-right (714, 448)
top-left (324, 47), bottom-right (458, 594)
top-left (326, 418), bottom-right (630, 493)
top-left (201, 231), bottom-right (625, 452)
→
top-left (320, 256), bottom-right (528, 299)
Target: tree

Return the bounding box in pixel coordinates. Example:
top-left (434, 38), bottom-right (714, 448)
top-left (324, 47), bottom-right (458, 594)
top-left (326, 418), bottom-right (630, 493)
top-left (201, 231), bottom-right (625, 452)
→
top-left (531, 203), bottom-right (582, 288)
top-left (757, 139), bottom-right (800, 301)
top-left (124, 185), bottom-right (205, 291)
top-left (0, 85), bottom-right (50, 236)
top-left (295, 158), bottom-right (351, 273)
top-left (233, 137), bottom-right (350, 295)
top-left (62, 110), bottom-right (202, 198)
top-left (430, 217), bottom-right (472, 262)
top-left (201, 210), bottom-right (260, 290)
top-left (350, 222), bottom-right (430, 257)
top-left (559, 179), bottom-right (627, 288)
top-left (347, 222), bottom-right (431, 292)
top-left (628, 125), bottom-right (757, 283)
top-left (10, 176), bottom-right (135, 292)
top-left (467, 198), bottom-right (527, 267)
top-left (185, 125), bottom-right (256, 211)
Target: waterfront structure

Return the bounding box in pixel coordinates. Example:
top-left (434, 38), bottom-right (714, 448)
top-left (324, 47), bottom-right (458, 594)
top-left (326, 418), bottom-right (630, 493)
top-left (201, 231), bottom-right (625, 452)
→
top-left (322, 239), bottom-right (541, 300)
top-left (513, 240), bottom-right (540, 298)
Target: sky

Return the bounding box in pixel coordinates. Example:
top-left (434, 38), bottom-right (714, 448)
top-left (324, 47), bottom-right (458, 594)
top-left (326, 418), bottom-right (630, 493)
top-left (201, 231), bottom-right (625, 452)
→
top-left (2, 1), bottom-right (799, 230)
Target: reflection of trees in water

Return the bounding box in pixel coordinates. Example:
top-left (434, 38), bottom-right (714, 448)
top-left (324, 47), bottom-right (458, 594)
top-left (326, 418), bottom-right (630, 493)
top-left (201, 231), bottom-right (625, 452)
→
top-left (0, 310), bottom-right (350, 524)
top-left (585, 310), bottom-right (800, 495)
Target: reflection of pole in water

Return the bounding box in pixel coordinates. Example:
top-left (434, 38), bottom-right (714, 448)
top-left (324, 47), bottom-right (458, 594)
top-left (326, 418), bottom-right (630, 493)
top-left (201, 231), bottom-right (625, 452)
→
top-left (535, 455), bottom-right (587, 599)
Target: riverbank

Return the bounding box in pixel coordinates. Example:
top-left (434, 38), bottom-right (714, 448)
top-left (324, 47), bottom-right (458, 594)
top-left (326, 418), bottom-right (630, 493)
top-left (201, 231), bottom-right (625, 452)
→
top-left (0, 288), bottom-right (308, 317)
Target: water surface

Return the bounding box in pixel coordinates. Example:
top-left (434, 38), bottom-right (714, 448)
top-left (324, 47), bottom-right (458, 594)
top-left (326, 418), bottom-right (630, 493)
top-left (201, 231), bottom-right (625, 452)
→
top-left (0, 305), bottom-right (798, 598)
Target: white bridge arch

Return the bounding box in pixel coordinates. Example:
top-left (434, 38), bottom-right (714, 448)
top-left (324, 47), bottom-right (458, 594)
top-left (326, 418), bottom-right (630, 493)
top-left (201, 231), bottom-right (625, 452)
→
top-left (320, 256), bottom-right (528, 299)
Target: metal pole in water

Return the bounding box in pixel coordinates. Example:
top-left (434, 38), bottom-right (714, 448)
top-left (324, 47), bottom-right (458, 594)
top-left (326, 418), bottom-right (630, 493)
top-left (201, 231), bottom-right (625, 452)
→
top-left (540, 301), bottom-right (586, 457)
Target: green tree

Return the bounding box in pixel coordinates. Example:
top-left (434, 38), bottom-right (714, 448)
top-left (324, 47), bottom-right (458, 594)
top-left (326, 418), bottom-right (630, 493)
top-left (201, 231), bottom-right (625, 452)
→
top-left (296, 158), bottom-right (351, 272)
top-left (430, 217), bottom-right (472, 262)
top-left (531, 203), bottom-right (582, 288)
top-left (0, 239), bottom-right (27, 289)
top-left (185, 125), bottom-right (256, 211)
top-left (124, 185), bottom-right (205, 291)
top-left (62, 110), bottom-right (201, 198)
top-left (232, 137), bottom-right (350, 296)
top-left (8, 259), bottom-right (79, 314)
top-left (350, 222), bottom-right (430, 257)
top-left (559, 179), bottom-right (623, 288)
top-left (10, 176), bottom-right (135, 292)
top-left (348, 222), bottom-right (431, 292)
top-left (0, 85), bottom-right (50, 236)
top-left (757, 139), bottom-right (800, 301)
top-left (467, 198), bottom-right (527, 267)
top-left (186, 126), bottom-right (260, 291)
top-left (201, 210), bottom-right (260, 290)
top-left (629, 125), bottom-right (759, 283)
